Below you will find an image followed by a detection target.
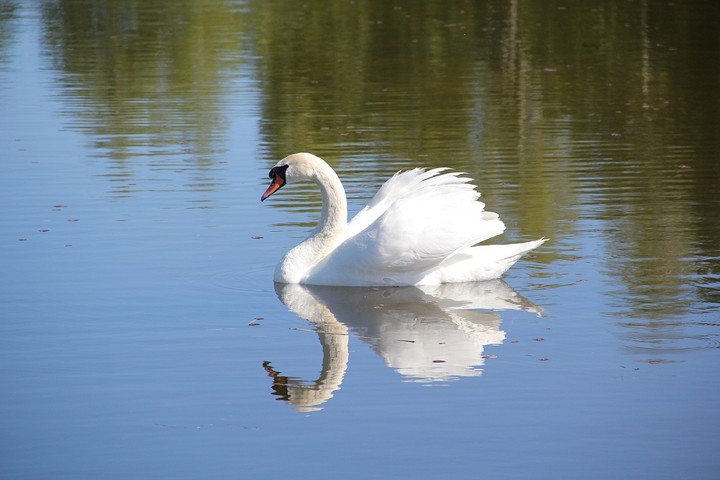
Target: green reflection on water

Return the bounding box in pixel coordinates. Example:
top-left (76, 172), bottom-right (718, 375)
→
top-left (39, 0), bottom-right (252, 161)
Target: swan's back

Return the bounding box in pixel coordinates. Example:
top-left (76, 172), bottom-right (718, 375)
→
top-left (308, 168), bottom-right (508, 286)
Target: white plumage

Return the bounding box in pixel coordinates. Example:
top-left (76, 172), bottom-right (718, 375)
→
top-left (261, 152), bottom-right (545, 286)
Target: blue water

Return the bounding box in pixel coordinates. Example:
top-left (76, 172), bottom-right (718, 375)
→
top-left (1, 2), bottom-right (719, 479)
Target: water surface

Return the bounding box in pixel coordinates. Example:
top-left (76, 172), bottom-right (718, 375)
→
top-left (1, 1), bottom-right (719, 479)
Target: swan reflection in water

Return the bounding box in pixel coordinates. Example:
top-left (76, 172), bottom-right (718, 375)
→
top-left (264, 280), bottom-right (541, 412)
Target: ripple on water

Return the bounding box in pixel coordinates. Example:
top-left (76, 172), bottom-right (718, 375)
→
top-left (619, 320), bottom-right (720, 356)
top-left (210, 265), bottom-right (276, 294)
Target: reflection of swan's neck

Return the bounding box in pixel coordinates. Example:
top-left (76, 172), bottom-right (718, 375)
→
top-left (275, 165), bottom-right (348, 283)
top-left (272, 284), bottom-right (350, 411)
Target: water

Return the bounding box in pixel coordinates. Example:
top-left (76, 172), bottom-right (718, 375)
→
top-left (1, 1), bottom-right (719, 478)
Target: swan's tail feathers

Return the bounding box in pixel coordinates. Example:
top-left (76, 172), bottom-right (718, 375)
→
top-left (479, 238), bottom-right (547, 279)
top-left (428, 238), bottom-right (547, 283)
top-left (494, 237), bottom-right (547, 262)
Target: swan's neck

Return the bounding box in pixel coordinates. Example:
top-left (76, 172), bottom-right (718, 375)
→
top-left (315, 167), bottom-right (348, 238)
top-left (275, 165), bottom-right (348, 283)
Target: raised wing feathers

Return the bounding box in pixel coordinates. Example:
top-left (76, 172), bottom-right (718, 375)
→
top-left (310, 168), bottom-right (506, 285)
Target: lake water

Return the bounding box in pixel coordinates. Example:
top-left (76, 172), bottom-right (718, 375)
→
top-left (1, 1), bottom-right (719, 478)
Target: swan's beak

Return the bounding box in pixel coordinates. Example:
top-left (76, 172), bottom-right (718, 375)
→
top-left (261, 175), bottom-right (285, 202)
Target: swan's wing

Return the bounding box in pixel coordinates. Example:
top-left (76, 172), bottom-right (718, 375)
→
top-left (310, 169), bottom-right (506, 285)
top-left (342, 168), bottom-right (449, 241)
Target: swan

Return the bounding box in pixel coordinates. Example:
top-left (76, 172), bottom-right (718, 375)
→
top-left (261, 152), bottom-right (545, 286)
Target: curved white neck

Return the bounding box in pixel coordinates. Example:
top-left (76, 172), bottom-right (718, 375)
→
top-left (274, 163), bottom-right (348, 283)
top-left (315, 165), bottom-right (347, 235)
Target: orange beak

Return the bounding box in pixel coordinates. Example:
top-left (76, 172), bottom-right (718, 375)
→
top-left (261, 175), bottom-right (285, 202)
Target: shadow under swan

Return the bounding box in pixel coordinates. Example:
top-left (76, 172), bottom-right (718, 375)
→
top-left (264, 280), bottom-right (541, 412)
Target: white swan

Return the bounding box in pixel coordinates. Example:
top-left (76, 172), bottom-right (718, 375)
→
top-left (261, 152), bottom-right (545, 286)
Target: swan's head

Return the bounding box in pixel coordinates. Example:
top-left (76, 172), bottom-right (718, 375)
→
top-left (261, 152), bottom-right (326, 202)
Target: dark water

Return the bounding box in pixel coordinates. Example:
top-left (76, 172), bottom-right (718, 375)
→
top-left (1, 1), bottom-right (719, 478)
